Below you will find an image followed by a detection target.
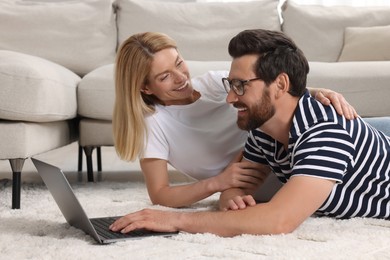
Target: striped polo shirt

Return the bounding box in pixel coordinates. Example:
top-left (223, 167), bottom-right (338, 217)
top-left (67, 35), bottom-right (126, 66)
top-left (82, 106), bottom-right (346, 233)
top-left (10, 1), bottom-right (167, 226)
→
top-left (244, 91), bottom-right (390, 219)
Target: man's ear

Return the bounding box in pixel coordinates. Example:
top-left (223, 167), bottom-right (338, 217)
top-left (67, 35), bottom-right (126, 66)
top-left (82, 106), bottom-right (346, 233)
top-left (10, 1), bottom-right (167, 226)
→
top-left (275, 73), bottom-right (289, 96)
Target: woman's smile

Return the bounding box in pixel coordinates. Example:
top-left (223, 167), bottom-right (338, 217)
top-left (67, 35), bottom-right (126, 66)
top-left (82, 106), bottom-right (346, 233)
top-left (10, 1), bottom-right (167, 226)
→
top-left (174, 81), bottom-right (190, 92)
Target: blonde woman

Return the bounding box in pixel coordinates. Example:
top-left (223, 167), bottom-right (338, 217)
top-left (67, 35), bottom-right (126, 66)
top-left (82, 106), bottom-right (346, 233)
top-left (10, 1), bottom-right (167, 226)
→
top-left (113, 32), bottom-right (357, 208)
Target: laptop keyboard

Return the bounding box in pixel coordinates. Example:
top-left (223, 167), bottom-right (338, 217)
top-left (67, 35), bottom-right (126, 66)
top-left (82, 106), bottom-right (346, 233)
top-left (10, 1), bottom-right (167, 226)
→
top-left (90, 217), bottom-right (159, 239)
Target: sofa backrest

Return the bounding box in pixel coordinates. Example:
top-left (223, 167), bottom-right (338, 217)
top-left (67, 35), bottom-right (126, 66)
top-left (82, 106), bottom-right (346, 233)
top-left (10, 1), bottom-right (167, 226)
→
top-left (5, 0), bottom-right (389, 75)
top-left (0, 0), bottom-right (281, 75)
top-left (282, 1), bottom-right (390, 62)
top-left (0, 0), bottom-right (117, 76)
top-left (115, 0), bottom-right (281, 62)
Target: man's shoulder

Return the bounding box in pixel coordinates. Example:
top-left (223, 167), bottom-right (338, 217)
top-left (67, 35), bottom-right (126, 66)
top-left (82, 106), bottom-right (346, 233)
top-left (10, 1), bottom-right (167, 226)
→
top-left (293, 93), bottom-right (340, 134)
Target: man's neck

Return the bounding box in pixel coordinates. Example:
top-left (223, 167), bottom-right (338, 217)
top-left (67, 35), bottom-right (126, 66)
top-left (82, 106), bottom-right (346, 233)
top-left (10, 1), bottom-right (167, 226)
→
top-left (260, 96), bottom-right (299, 150)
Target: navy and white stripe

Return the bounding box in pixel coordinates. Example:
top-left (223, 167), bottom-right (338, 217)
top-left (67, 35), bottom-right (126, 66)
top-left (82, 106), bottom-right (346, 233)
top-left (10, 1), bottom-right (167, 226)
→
top-left (244, 91), bottom-right (390, 219)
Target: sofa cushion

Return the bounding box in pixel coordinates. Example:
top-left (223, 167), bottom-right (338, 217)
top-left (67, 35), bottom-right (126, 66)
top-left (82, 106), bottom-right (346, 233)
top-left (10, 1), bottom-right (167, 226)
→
top-left (282, 1), bottom-right (390, 62)
top-left (0, 120), bottom-right (77, 159)
top-left (0, 0), bottom-right (116, 76)
top-left (79, 119), bottom-right (114, 147)
top-left (338, 25), bottom-right (390, 62)
top-left (77, 64), bottom-right (115, 121)
top-left (0, 50), bottom-right (80, 122)
top-left (116, 0), bottom-right (281, 61)
top-left (307, 61), bottom-right (390, 117)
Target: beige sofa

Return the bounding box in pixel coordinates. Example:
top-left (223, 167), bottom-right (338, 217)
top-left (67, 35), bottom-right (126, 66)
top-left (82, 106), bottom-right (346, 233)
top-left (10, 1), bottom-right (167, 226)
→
top-left (0, 0), bottom-right (117, 208)
top-left (1, 0), bottom-right (390, 208)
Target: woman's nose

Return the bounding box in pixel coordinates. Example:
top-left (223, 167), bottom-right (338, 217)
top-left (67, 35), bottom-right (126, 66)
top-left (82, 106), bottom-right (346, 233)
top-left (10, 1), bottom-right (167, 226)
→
top-left (173, 70), bottom-right (186, 83)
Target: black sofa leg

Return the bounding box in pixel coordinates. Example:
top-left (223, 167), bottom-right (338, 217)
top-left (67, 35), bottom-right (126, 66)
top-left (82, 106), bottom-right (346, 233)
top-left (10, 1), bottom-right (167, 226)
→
top-left (97, 146), bottom-right (102, 172)
top-left (78, 145), bottom-right (83, 172)
top-left (83, 146), bottom-right (94, 182)
top-left (96, 147), bottom-right (102, 182)
top-left (9, 158), bottom-right (25, 209)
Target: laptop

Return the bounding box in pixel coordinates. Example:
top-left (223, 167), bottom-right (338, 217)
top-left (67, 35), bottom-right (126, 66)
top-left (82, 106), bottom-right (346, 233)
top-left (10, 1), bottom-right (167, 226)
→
top-left (31, 158), bottom-right (178, 244)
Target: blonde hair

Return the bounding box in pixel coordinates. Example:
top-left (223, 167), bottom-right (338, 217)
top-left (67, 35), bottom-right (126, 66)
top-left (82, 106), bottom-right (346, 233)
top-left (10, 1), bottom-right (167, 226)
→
top-left (113, 32), bottom-right (177, 161)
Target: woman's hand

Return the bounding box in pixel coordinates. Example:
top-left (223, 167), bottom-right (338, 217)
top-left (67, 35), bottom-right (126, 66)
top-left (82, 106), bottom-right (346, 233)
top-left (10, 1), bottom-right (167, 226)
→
top-left (213, 161), bottom-right (265, 191)
top-left (211, 152), bottom-right (267, 192)
top-left (223, 194), bottom-right (257, 211)
top-left (310, 88), bottom-right (358, 120)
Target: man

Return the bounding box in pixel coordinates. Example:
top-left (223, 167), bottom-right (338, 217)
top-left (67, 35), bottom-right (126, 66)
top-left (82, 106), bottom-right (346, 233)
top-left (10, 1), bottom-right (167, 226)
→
top-left (110, 29), bottom-right (390, 236)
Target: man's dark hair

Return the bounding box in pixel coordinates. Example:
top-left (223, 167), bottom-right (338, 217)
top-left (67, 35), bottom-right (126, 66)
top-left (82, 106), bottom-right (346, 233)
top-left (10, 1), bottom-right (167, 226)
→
top-left (228, 29), bottom-right (309, 97)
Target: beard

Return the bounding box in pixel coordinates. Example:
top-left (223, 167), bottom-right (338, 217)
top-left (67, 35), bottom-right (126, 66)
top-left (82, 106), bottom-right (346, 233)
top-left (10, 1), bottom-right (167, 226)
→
top-left (237, 89), bottom-right (275, 131)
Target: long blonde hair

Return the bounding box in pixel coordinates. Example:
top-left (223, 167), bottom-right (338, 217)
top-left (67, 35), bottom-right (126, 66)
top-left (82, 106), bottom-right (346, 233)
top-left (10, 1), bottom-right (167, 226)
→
top-left (113, 32), bottom-right (177, 161)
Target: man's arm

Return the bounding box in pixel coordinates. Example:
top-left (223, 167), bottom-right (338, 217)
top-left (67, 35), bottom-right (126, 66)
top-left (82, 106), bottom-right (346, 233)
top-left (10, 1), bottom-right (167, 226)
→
top-left (110, 175), bottom-right (336, 236)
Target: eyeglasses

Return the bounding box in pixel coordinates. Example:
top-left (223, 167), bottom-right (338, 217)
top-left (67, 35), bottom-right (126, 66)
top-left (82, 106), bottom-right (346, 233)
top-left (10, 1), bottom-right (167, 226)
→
top-left (222, 77), bottom-right (262, 96)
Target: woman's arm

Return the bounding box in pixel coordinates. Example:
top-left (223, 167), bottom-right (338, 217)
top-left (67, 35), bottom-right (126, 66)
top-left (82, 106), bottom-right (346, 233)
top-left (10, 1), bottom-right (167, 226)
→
top-left (309, 87), bottom-right (358, 119)
top-left (141, 156), bottom-right (264, 208)
top-left (141, 158), bottom-right (217, 207)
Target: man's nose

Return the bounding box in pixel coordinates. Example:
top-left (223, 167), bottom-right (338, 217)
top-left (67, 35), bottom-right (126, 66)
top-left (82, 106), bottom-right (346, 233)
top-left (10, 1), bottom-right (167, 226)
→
top-left (226, 89), bottom-right (238, 104)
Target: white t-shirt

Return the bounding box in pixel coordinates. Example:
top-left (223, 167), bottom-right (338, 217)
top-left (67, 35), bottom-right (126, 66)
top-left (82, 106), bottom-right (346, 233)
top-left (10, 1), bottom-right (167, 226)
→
top-left (143, 71), bottom-right (248, 180)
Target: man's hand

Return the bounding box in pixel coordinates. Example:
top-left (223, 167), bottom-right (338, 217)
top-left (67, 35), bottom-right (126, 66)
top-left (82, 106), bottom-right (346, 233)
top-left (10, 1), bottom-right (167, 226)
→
top-left (110, 209), bottom-right (180, 234)
top-left (310, 88), bottom-right (358, 120)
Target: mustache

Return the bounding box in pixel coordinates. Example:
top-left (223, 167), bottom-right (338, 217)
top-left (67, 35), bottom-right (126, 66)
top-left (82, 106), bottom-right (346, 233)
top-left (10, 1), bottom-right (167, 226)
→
top-left (233, 102), bottom-right (247, 109)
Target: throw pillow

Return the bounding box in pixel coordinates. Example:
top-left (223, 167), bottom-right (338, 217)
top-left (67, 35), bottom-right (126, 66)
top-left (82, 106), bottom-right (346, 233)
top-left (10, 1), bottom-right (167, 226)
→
top-left (282, 1), bottom-right (390, 62)
top-left (115, 0), bottom-right (281, 61)
top-left (338, 25), bottom-right (390, 61)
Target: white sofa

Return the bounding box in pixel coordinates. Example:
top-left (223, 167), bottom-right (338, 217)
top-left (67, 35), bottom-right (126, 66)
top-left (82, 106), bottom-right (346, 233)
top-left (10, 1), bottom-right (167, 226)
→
top-left (1, 0), bottom-right (389, 208)
top-left (0, 0), bottom-right (117, 208)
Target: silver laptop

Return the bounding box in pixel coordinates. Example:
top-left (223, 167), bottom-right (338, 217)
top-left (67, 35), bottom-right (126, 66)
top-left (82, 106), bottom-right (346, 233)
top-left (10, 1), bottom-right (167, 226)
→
top-left (31, 158), bottom-right (178, 244)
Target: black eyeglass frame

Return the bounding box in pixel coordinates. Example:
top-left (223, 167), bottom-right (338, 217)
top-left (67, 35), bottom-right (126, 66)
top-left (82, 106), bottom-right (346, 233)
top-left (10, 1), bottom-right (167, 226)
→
top-left (222, 77), bottom-right (262, 96)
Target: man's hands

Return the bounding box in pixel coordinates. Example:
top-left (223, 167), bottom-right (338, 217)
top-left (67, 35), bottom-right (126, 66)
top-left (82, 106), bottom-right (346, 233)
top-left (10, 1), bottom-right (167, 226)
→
top-left (311, 88), bottom-right (358, 120)
top-left (110, 209), bottom-right (180, 234)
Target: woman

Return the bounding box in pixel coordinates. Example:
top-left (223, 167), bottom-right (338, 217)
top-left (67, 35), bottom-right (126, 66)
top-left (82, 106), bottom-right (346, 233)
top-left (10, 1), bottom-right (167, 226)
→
top-left (113, 32), bottom-right (357, 208)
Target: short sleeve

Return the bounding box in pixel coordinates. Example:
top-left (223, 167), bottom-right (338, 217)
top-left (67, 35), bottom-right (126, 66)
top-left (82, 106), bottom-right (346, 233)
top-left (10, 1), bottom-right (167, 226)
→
top-left (291, 123), bottom-right (355, 183)
top-left (142, 115), bottom-right (169, 160)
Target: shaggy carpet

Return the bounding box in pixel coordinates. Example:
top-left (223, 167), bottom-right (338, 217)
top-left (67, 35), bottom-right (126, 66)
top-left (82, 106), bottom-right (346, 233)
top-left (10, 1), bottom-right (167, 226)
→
top-left (1, 175), bottom-right (390, 260)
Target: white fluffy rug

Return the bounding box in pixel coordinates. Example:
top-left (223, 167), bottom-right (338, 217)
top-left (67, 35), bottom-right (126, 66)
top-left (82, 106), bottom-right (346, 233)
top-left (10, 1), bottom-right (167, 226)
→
top-left (1, 177), bottom-right (390, 260)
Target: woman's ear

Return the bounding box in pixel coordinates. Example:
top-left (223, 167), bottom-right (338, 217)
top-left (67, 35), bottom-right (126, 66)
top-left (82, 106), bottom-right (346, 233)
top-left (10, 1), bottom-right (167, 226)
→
top-left (141, 85), bottom-right (153, 95)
